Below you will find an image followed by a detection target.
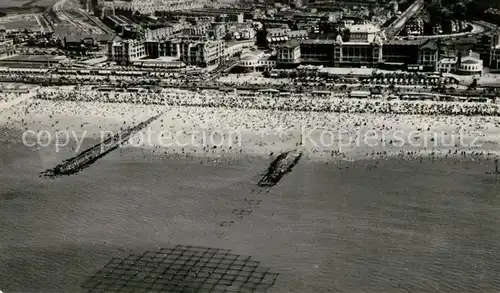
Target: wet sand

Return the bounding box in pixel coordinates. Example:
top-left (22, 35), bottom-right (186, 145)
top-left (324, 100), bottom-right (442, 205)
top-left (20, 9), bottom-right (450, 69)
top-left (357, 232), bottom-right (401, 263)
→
top-left (1, 133), bottom-right (500, 293)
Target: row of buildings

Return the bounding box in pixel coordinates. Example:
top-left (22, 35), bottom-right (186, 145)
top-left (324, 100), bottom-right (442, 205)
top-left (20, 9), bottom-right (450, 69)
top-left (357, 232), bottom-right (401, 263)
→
top-left (242, 23), bottom-right (485, 75)
top-left (107, 34), bottom-right (226, 67)
top-left (104, 21), bottom-right (488, 74)
top-left (436, 51), bottom-right (483, 75)
top-left (272, 24), bottom-right (440, 71)
top-left (98, 0), bottom-right (209, 15)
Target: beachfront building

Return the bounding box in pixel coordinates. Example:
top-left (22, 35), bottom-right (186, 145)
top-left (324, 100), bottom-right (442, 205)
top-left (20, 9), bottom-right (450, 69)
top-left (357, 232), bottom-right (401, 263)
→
top-left (145, 39), bottom-right (181, 58)
top-left (144, 38), bottom-right (224, 67)
top-left (418, 40), bottom-right (439, 71)
top-left (277, 40), bottom-right (301, 66)
top-left (456, 51), bottom-right (483, 75)
top-left (437, 57), bottom-right (458, 73)
top-left (107, 38), bottom-right (146, 64)
top-left (381, 39), bottom-right (421, 69)
top-left (270, 32), bottom-right (439, 70)
top-left (436, 51), bottom-right (483, 75)
top-left (235, 52), bottom-right (277, 72)
top-left (299, 39), bottom-right (335, 65)
top-left (333, 24), bottom-right (383, 67)
top-left (180, 39), bottom-right (224, 67)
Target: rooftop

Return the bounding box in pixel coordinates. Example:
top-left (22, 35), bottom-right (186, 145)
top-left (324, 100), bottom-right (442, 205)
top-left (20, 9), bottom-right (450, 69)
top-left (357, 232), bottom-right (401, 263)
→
top-left (288, 30), bottom-right (308, 38)
top-left (278, 39), bottom-right (300, 48)
top-left (461, 58), bottom-right (481, 64)
top-left (349, 24), bottom-right (379, 34)
top-left (439, 57), bottom-right (457, 64)
top-left (384, 39), bottom-right (425, 46)
top-left (300, 39), bottom-right (336, 45)
top-left (420, 39), bottom-right (438, 51)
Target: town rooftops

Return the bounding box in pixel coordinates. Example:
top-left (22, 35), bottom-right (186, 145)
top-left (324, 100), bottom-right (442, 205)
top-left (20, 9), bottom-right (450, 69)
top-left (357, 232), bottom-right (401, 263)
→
top-left (288, 30), bottom-right (308, 38)
top-left (267, 28), bottom-right (290, 36)
top-left (278, 39), bottom-right (300, 48)
top-left (419, 39), bottom-right (438, 51)
top-left (349, 24), bottom-right (379, 34)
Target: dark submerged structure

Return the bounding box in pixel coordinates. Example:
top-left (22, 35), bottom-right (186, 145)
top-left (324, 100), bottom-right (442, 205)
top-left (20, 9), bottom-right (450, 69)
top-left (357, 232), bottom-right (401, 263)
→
top-left (40, 113), bottom-right (162, 178)
top-left (258, 149), bottom-right (303, 187)
top-left (82, 244), bottom-right (279, 293)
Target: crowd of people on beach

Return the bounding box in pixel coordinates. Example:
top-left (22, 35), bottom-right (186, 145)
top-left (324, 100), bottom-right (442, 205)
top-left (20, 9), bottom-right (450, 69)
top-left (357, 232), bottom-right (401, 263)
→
top-left (34, 88), bottom-right (500, 117)
top-left (2, 86), bottom-right (498, 164)
top-left (0, 92), bottom-right (25, 103)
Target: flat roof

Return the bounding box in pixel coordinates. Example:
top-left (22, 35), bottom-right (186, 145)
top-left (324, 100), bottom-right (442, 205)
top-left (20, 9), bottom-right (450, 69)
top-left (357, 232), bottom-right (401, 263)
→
top-left (342, 41), bottom-right (372, 45)
top-left (461, 59), bottom-right (481, 64)
top-left (279, 39), bottom-right (300, 48)
top-left (350, 24), bottom-right (379, 34)
top-left (300, 39), bottom-right (335, 45)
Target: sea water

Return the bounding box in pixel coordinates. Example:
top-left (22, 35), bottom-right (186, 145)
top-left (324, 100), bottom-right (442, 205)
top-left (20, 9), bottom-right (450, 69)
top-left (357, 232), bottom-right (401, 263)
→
top-left (1, 130), bottom-right (500, 293)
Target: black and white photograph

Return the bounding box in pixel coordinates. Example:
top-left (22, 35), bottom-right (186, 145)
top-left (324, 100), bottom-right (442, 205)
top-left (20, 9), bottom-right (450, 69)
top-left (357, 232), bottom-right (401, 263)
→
top-left (1, 0), bottom-right (500, 291)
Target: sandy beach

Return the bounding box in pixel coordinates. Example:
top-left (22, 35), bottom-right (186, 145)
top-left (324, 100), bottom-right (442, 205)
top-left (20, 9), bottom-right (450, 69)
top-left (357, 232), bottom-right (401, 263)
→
top-left (1, 87), bottom-right (499, 161)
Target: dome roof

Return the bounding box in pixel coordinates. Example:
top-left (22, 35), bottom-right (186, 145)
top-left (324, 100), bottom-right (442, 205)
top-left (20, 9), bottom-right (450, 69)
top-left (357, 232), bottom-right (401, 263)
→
top-left (240, 53), bottom-right (259, 61)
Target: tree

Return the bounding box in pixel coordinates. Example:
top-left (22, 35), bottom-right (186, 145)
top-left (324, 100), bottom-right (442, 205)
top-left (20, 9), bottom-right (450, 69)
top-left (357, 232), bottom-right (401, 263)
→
top-left (452, 2), bottom-right (466, 20)
top-left (427, 0), bottom-right (443, 23)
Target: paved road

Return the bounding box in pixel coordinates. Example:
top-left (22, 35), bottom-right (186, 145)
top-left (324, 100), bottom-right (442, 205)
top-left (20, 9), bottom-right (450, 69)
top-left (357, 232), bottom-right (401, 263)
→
top-left (52, 0), bottom-right (104, 34)
top-left (385, 0), bottom-right (424, 39)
